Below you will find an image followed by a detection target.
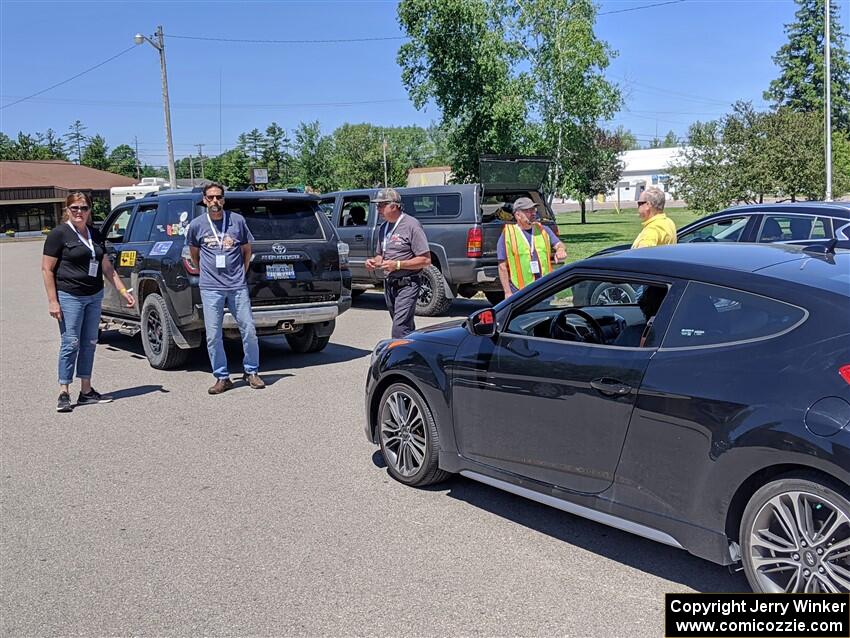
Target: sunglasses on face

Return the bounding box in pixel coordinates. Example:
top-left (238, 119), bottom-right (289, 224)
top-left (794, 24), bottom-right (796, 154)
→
top-left (205, 194), bottom-right (224, 201)
top-left (68, 205), bottom-right (90, 212)
top-left (637, 200), bottom-right (648, 205)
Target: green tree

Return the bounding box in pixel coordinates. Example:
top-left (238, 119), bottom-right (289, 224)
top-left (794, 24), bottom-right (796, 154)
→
top-left (513, 0), bottom-right (621, 203)
top-left (11, 133), bottom-right (49, 160)
top-left (765, 0), bottom-right (850, 132)
top-left (0, 132), bottom-right (14, 160)
top-left (217, 148), bottom-right (251, 190)
top-left (43, 129), bottom-right (69, 160)
top-left (81, 135), bottom-right (109, 170)
top-left (648, 130), bottom-right (679, 148)
top-left (613, 126), bottom-right (639, 150)
top-left (65, 120), bottom-right (88, 164)
top-left (238, 128), bottom-right (265, 163)
top-left (397, 0), bottom-right (528, 181)
top-left (292, 121), bottom-right (334, 191)
top-left (721, 103), bottom-right (773, 203)
top-left (330, 123), bottom-right (384, 189)
top-left (109, 144), bottom-right (138, 178)
top-left (669, 120), bottom-right (733, 213)
top-left (563, 125), bottom-right (624, 223)
top-left (262, 122), bottom-right (291, 186)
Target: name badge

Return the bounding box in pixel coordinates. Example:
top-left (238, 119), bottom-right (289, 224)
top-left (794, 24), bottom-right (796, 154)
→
top-left (88, 260), bottom-right (99, 277)
top-left (215, 254), bottom-right (226, 269)
top-left (530, 260), bottom-right (541, 274)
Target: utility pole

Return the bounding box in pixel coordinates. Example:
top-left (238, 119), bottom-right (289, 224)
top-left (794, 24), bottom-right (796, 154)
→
top-left (134, 26), bottom-right (177, 188)
top-left (196, 143), bottom-right (205, 179)
top-left (825, 0), bottom-right (833, 201)
top-left (134, 136), bottom-right (141, 182)
top-left (382, 135), bottom-right (388, 188)
top-left (189, 155), bottom-right (196, 187)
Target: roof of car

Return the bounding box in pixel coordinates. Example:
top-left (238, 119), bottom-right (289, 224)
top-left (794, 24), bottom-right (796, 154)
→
top-left (147, 188), bottom-right (321, 202)
top-left (585, 243), bottom-right (849, 294)
top-left (321, 184), bottom-right (477, 198)
top-left (705, 201), bottom-right (850, 220)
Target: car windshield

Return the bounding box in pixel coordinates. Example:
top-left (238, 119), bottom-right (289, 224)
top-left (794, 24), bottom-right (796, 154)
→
top-left (222, 200), bottom-right (325, 241)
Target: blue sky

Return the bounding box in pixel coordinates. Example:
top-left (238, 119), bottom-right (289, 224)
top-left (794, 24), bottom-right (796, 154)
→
top-left (1, 0), bottom-right (846, 166)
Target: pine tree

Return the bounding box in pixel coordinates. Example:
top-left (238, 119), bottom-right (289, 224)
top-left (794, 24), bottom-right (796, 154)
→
top-left (65, 120), bottom-right (88, 164)
top-left (764, 0), bottom-right (850, 133)
top-left (81, 135), bottom-right (109, 171)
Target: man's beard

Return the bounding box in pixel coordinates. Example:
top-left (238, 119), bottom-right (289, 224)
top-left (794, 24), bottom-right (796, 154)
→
top-left (208, 204), bottom-right (222, 213)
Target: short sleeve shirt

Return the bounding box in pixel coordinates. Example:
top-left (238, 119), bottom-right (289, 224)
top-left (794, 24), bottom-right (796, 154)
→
top-left (632, 213), bottom-right (677, 249)
top-left (186, 210), bottom-right (254, 290)
top-left (43, 223), bottom-right (106, 296)
top-left (378, 214), bottom-right (429, 276)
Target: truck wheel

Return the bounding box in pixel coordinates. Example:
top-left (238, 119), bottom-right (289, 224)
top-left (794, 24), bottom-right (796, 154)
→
top-left (416, 265), bottom-right (452, 316)
top-left (484, 290), bottom-right (505, 305)
top-left (286, 325), bottom-right (331, 353)
top-left (141, 293), bottom-right (189, 369)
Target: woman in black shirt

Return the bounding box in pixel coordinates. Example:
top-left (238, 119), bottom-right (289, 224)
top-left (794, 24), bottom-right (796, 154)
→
top-left (42, 192), bottom-right (136, 412)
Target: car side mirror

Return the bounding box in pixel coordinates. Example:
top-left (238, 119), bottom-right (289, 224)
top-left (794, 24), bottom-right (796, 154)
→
top-left (466, 307), bottom-right (497, 337)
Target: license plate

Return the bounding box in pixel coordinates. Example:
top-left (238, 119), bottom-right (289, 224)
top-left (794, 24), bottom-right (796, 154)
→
top-left (266, 263), bottom-right (295, 280)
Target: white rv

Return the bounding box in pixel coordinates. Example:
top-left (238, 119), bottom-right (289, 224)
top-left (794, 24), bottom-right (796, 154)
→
top-left (109, 178), bottom-right (171, 210)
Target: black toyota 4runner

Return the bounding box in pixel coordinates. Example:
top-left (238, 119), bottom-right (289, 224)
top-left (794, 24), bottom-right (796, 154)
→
top-left (98, 189), bottom-right (352, 369)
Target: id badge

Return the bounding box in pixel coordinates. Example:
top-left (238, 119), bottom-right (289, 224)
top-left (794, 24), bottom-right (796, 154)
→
top-left (215, 254), bottom-right (226, 269)
top-left (530, 260), bottom-right (541, 275)
top-left (88, 260), bottom-right (99, 277)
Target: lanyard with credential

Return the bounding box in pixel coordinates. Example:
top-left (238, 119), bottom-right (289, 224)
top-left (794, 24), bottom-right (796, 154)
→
top-left (67, 221), bottom-right (99, 277)
top-left (520, 226), bottom-right (538, 260)
top-left (206, 211), bottom-right (229, 249)
top-left (382, 213), bottom-right (405, 253)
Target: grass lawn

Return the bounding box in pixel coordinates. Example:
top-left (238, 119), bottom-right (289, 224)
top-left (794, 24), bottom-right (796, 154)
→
top-left (554, 207), bottom-right (704, 263)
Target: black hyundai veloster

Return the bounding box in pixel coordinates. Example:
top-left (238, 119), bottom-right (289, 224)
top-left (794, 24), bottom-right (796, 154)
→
top-left (364, 243), bottom-right (850, 593)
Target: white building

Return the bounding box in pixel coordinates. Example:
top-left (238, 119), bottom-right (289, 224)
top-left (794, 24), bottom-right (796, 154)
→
top-left (607, 146), bottom-right (686, 204)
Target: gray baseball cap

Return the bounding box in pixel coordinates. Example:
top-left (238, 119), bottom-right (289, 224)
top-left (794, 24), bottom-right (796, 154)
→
top-left (512, 197), bottom-right (537, 212)
top-left (370, 188), bottom-right (401, 204)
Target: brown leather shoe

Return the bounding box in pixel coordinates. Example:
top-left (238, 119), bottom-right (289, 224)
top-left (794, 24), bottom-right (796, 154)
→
top-left (243, 373), bottom-right (266, 389)
top-left (208, 378), bottom-right (234, 395)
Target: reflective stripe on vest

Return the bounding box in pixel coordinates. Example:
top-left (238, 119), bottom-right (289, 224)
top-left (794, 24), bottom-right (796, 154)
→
top-left (503, 223), bottom-right (552, 290)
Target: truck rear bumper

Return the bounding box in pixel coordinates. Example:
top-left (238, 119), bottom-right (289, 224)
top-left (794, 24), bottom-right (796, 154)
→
top-left (222, 300), bottom-right (341, 329)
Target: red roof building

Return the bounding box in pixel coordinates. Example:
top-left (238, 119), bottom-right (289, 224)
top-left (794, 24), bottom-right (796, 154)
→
top-left (0, 160), bottom-right (135, 232)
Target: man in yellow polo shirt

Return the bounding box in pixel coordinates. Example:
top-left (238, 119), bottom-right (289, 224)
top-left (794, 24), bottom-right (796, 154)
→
top-left (632, 186), bottom-right (677, 248)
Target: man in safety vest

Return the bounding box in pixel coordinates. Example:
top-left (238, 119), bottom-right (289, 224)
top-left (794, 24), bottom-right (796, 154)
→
top-left (497, 197), bottom-right (567, 299)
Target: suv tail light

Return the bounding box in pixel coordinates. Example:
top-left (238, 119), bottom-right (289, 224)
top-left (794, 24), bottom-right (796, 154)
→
top-left (467, 227), bottom-right (483, 258)
top-left (840, 365), bottom-right (850, 386)
top-left (181, 245), bottom-right (200, 275)
top-left (337, 242), bottom-right (350, 269)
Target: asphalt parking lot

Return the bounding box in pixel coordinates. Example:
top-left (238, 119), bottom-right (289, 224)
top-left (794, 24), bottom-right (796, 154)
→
top-left (0, 239), bottom-right (746, 636)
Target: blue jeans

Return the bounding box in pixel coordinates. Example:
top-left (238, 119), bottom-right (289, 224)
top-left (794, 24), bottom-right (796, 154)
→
top-left (57, 289), bottom-right (103, 385)
top-left (200, 287), bottom-right (259, 378)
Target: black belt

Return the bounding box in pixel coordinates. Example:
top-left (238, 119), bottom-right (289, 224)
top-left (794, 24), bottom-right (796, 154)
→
top-left (386, 274), bottom-right (422, 288)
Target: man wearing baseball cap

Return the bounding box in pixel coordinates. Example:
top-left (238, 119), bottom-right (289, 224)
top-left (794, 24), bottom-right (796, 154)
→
top-left (497, 197), bottom-right (567, 298)
top-left (365, 188), bottom-right (431, 337)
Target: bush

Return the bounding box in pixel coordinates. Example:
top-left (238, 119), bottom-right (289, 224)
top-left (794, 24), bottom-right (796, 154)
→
top-left (4, 229), bottom-right (15, 237)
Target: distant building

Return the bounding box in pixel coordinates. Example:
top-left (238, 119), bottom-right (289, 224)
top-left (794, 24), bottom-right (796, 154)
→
top-left (407, 166), bottom-right (453, 187)
top-left (0, 160), bottom-right (135, 232)
top-left (608, 147), bottom-right (686, 204)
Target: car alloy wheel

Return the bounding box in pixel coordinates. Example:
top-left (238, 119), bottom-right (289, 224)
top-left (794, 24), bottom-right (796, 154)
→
top-left (146, 306), bottom-right (163, 355)
top-left (380, 389), bottom-right (427, 478)
top-left (746, 489), bottom-right (850, 592)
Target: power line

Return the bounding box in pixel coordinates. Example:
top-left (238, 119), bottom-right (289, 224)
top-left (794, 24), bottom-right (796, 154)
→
top-left (0, 46), bottom-right (137, 111)
top-left (599, 0), bottom-right (686, 16)
top-left (0, 94), bottom-right (409, 110)
top-left (165, 33), bottom-right (408, 44)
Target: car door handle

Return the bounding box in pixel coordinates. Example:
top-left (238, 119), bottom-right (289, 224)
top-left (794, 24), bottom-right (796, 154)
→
top-left (590, 378), bottom-right (632, 396)
top-left (354, 235), bottom-right (365, 241)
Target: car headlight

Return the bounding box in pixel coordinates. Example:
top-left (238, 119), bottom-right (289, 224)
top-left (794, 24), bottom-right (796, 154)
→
top-left (370, 338), bottom-right (412, 367)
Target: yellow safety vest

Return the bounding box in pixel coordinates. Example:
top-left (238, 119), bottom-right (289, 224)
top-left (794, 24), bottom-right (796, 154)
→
top-left (503, 223), bottom-right (552, 290)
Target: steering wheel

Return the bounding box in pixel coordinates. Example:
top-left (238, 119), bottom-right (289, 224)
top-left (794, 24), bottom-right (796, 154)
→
top-left (548, 308), bottom-right (606, 344)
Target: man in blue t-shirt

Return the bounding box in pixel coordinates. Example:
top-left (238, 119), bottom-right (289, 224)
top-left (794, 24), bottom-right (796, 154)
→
top-left (186, 183), bottom-right (264, 394)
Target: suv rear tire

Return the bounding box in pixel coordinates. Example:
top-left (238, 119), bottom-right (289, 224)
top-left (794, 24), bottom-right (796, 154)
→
top-left (141, 293), bottom-right (189, 370)
top-left (285, 325), bottom-right (330, 353)
top-left (416, 265), bottom-right (452, 316)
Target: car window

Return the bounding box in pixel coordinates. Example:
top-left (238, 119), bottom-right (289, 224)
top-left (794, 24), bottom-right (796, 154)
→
top-left (339, 196), bottom-right (371, 227)
top-left (225, 200), bottom-right (325, 240)
top-left (662, 282), bottom-right (806, 349)
top-left (318, 198), bottom-right (335, 219)
top-left (480, 192), bottom-right (554, 222)
top-left (505, 278), bottom-right (669, 347)
top-left (150, 199), bottom-right (193, 241)
top-left (126, 204), bottom-right (158, 242)
top-left (758, 215), bottom-right (831, 243)
top-left (400, 193), bottom-right (461, 219)
top-left (105, 209), bottom-right (133, 241)
top-left (679, 216), bottom-right (748, 243)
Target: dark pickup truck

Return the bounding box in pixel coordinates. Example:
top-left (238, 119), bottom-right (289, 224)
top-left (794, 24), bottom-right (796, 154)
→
top-left (319, 156), bottom-right (560, 315)
top-left (98, 189), bottom-right (352, 369)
